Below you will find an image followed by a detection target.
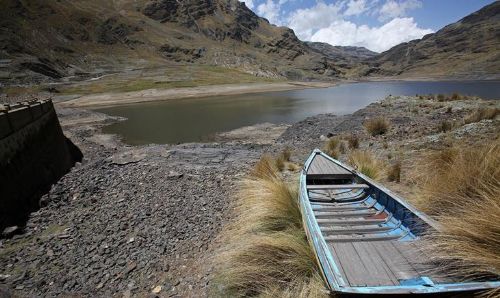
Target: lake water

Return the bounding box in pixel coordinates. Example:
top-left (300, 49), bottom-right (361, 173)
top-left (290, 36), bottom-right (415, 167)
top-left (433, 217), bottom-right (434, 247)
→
top-left (96, 80), bottom-right (500, 145)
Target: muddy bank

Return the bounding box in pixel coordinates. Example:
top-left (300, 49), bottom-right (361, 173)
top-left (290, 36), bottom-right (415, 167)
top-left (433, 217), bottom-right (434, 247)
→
top-left (0, 95), bottom-right (498, 297)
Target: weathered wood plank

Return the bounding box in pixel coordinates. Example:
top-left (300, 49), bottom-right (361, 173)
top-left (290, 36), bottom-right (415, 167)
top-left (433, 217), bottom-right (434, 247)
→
top-left (307, 184), bottom-right (369, 190)
top-left (307, 155), bottom-right (353, 176)
top-left (353, 242), bottom-right (398, 286)
top-left (371, 241), bottom-right (420, 281)
top-left (330, 242), bottom-right (373, 286)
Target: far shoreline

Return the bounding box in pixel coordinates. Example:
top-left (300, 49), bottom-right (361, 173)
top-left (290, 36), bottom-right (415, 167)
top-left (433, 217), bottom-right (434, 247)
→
top-left (56, 81), bottom-right (337, 109)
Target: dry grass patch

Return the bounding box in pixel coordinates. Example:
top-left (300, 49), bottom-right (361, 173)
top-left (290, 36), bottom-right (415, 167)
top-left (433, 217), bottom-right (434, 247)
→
top-left (412, 141), bottom-right (499, 215)
top-left (413, 141), bottom-right (500, 289)
top-left (464, 108), bottom-right (499, 124)
top-left (212, 156), bottom-right (327, 297)
top-left (348, 150), bottom-right (385, 180)
top-left (387, 161), bottom-right (401, 182)
top-left (363, 117), bottom-right (390, 136)
top-left (323, 137), bottom-right (340, 159)
top-left (346, 134), bottom-right (359, 149)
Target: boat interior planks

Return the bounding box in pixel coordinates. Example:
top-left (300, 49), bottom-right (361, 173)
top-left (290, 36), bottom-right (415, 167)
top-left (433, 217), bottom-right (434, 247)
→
top-left (299, 149), bottom-right (500, 295)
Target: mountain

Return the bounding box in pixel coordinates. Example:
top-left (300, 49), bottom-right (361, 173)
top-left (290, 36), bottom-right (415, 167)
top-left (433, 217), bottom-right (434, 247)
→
top-left (363, 1), bottom-right (500, 79)
top-left (306, 42), bottom-right (377, 63)
top-left (0, 0), bottom-right (352, 87)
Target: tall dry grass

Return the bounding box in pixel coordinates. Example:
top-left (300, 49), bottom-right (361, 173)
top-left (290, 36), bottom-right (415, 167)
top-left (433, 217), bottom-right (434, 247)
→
top-left (364, 117), bottom-right (390, 136)
top-left (412, 141), bottom-right (499, 215)
top-left (348, 150), bottom-right (385, 180)
top-left (323, 137), bottom-right (340, 159)
top-left (212, 156), bottom-right (328, 297)
top-left (464, 108), bottom-right (500, 124)
top-left (413, 141), bottom-right (500, 290)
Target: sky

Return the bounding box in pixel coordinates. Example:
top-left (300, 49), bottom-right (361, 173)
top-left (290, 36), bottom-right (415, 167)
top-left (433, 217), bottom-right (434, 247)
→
top-left (242, 0), bottom-right (496, 53)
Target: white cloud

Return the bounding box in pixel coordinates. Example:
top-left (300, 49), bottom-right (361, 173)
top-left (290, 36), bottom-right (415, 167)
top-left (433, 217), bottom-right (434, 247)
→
top-left (378, 0), bottom-right (422, 21)
top-left (257, 0), bottom-right (282, 25)
top-left (244, 0), bottom-right (254, 9)
top-left (344, 0), bottom-right (368, 16)
top-left (286, 2), bottom-right (343, 40)
top-left (310, 17), bottom-right (433, 52)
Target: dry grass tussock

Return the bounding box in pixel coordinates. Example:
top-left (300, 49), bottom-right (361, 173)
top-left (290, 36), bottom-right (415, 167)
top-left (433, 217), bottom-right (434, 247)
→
top-left (413, 141), bottom-right (500, 289)
top-left (464, 107), bottom-right (499, 124)
top-left (363, 117), bottom-right (390, 136)
top-left (386, 161), bottom-right (401, 182)
top-left (412, 141), bottom-right (499, 215)
top-left (348, 150), bottom-right (385, 180)
top-left (212, 156), bottom-right (328, 297)
top-left (323, 137), bottom-right (340, 159)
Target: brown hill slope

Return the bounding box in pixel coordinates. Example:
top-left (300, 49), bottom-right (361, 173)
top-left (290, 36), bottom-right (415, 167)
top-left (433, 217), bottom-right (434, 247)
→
top-left (0, 0), bottom-right (348, 87)
top-left (363, 1), bottom-right (500, 79)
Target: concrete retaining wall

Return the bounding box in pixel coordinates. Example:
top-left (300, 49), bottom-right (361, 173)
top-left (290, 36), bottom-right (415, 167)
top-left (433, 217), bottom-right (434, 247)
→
top-left (0, 100), bottom-right (81, 230)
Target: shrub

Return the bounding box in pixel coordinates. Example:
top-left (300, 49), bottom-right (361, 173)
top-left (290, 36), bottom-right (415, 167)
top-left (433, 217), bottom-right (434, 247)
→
top-left (346, 134), bottom-right (359, 149)
top-left (387, 161), bottom-right (401, 182)
top-left (363, 117), bottom-right (390, 136)
top-left (212, 157), bottom-right (327, 297)
top-left (348, 150), bottom-right (385, 180)
top-left (436, 94), bottom-right (446, 101)
top-left (324, 137), bottom-right (340, 159)
top-left (464, 108), bottom-right (499, 124)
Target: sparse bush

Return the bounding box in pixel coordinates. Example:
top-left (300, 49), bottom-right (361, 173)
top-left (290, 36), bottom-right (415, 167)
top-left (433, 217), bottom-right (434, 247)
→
top-left (436, 94), bottom-right (446, 101)
top-left (363, 117), bottom-right (390, 136)
top-left (346, 134), bottom-right (359, 149)
top-left (445, 106), bottom-right (452, 114)
top-left (464, 108), bottom-right (499, 124)
top-left (414, 141), bottom-right (500, 285)
top-left (348, 150), bottom-right (385, 180)
top-left (387, 161), bottom-right (401, 182)
top-left (212, 156), bottom-right (327, 297)
top-left (324, 137), bottom-right (340, 159)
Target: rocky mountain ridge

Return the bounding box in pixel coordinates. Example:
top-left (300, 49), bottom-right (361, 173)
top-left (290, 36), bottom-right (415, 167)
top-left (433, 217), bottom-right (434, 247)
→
top-left (362, 1), bottom-right (500, 79)
top-left (0, 0), bottom-right (498, 88)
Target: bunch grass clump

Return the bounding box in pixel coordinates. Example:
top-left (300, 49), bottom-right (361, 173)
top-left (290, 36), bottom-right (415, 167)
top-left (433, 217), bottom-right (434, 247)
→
top-left (412, 141), bottom-right (499, 215)
top-left (323, 137), bottom-right (340, 159)
top-left (387, 161), bottom-right (401, 182)
top-left (363, 117), bottom-right (390, 136)
top-left (414, 141), bottom-right (500, 290)
top-left (348, 150), bottom-right (385, 180)
top-left (212, 156), bottom-right (327, 297)
top-left (346, 134), bottom-right (359, 149)
top-left (464, 108), bottom-right (499, 124)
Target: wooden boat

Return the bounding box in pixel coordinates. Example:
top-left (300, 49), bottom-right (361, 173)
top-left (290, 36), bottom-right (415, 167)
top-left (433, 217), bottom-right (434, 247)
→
top-left (299, 149), bottom-right (500, 295)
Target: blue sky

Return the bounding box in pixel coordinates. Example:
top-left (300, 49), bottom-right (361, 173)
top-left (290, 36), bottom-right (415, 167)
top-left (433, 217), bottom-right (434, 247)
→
top-left (243, 0), bottom-right (495, 52)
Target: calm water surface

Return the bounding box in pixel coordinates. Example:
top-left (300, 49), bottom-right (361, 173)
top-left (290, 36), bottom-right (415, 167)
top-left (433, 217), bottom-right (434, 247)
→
top-left (96, 80), bottom-right (500, 145)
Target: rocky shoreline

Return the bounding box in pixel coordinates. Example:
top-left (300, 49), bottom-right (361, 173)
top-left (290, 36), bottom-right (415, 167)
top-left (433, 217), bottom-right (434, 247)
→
top-left (1, 95), bottom-right (498, 297)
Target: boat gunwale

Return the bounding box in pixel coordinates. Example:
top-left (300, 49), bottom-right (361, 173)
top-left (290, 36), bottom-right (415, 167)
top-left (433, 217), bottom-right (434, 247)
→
top-left (299, 149), bottom-right (500, 294)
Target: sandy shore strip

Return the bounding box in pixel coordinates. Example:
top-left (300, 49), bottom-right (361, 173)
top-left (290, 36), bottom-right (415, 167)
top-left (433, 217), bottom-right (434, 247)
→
top-left (57, 81), bottom-right (335, 108)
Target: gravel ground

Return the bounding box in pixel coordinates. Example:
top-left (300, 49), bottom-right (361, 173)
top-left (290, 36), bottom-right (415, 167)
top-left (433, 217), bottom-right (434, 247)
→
top-left (0, 107), bottom-right (264, 297)
top-left (0, 95), bottom-right (498, 297)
